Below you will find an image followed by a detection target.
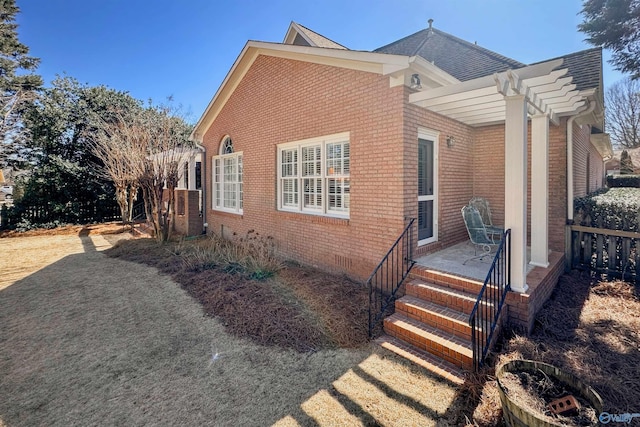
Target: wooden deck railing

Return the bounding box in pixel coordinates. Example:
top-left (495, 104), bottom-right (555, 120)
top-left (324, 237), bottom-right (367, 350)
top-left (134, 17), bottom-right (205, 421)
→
top-left (568, 224), bottom-right (640, 283)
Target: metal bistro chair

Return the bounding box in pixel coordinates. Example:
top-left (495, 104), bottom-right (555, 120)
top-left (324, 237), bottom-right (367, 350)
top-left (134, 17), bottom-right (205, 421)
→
top-left (469, 197), bottom-right (503, 238)
top-left (461, 205), bottom-right (501, 265)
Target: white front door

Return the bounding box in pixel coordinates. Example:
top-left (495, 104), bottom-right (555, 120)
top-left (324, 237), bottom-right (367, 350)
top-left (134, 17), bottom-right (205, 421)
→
top-left (418, 131), bottom-right (438, 245)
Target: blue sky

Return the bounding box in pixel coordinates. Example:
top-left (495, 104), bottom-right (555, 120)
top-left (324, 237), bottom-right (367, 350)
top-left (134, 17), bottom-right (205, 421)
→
top-left (17, 0), bottom-right (625, 123)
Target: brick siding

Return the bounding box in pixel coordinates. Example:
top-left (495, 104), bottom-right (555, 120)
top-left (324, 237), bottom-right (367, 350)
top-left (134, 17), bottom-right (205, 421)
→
top-left (202, 55), bottom-right (407, 279)
top-left (200, 53), bottom-right (607, 285)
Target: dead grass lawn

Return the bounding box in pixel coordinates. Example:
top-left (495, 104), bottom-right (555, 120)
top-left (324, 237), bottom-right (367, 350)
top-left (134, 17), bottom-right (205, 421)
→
top-left (0, 231), bottom-right (464, 426)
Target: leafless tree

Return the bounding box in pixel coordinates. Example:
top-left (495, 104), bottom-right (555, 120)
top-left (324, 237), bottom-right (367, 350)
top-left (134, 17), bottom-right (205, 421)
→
top-left (91, 111), bottom-right (141, 224)
top-left (606, 77), bottom-right (640, 149)
top-left (91, 103), bottom-right (193, 241)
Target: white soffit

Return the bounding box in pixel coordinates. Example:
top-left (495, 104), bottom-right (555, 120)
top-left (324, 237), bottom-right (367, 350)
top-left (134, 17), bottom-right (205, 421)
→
top-left (409, 59), bottom-right (589, 127)
top-left (591, 133), bottom-right (614, 160)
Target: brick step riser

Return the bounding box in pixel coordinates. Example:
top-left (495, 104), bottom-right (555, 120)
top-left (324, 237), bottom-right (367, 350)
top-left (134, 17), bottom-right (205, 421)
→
top-left (384, 320), bottom-right (473, 371)
top-left (395, 302), bottom-right (472, 341)
top-left (405, 286), bottom-right (477, 315)
top-left (409, 269), bottom-right (486, 295)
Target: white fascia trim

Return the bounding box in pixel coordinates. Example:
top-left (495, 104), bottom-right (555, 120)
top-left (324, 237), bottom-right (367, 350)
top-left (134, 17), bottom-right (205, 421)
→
top-left (190, 42), bottom-right (421, 141)
top-left (190, 41), bottom-right (256, 142)
top-left (409, 56), bottom-right (460, 87)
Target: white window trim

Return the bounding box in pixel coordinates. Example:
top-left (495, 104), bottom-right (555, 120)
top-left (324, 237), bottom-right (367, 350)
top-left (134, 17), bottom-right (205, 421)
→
top-left (418, 128), bottom-right (439, 246)
top-left (212, 151), bottom-right (243, 215)
top-left (277, 132), bottom-right (350, 219)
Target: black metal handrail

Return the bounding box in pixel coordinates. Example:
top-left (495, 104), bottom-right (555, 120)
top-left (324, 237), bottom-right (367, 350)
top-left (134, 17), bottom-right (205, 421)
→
top-left (368, 218), bottom-right (416, 338)
top-left (469, 228), bottom-right (511, 371)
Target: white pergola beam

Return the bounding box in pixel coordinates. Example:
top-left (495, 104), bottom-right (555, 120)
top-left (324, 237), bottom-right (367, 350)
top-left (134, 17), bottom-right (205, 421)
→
top-left (551, 101), bottom-right (586, 113)
top-left (412, 86), bottom-right (499, 108)
top-left (409, 74), bottom-right (497, 103)
top-left (408, 58), bottom-right (582, 128)
top-left (426, 93), bottom-right (504, 112)
top-left (434, 99), bottom-right (504, 115)
top-left (521, 69), bottom-right (568, 87)
top-left (449, 108), bottom-right (507, 121)
top-left (532, 78), bottom-right (574, 95)
top-left (463, 113), bottom-right (511, 125)
top-left (539, 92), bottom-right (582, 105)
top-left (509, 58), bottom-right (563, 79)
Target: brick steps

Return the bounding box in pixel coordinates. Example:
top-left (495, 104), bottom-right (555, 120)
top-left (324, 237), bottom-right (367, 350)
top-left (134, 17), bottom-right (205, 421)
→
top-left (375, 270), bottom-right (494, 379)
top-left (376, 334), bottom-right (465, 385)
top-left (384, 313), bottom-right (473, 370)
top-left (410, 266), bottom-right (490, 295)
top-left (395, 295), bottom-right (472, 340)
top-left (405, 280), bottom-right (485, 315)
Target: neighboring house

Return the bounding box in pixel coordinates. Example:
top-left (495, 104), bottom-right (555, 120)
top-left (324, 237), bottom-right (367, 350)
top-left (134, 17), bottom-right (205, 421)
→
top-left (190, 21), bottom-right (613, 375)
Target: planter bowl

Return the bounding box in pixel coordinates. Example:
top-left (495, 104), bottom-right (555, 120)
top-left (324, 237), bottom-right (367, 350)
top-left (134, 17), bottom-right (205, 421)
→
top-left (496, 359), bottom-right (603, 427)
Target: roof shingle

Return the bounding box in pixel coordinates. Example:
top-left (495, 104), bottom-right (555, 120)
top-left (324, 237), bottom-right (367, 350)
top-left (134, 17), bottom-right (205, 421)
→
top-left (375, 28), bottom-right (525, 81)
top-left (535, 47), bottom-right (602, 92)
top-left (374, 27), bottom-right (602, 93)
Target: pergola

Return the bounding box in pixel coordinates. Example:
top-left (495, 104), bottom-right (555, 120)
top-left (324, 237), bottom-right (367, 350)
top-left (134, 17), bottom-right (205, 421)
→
top-left (409, 59), bottom-right (594, 293)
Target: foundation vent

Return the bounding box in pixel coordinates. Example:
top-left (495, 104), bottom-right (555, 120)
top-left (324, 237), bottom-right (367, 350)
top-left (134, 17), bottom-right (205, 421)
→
top-left (334, 255), bottom-right (353, 270)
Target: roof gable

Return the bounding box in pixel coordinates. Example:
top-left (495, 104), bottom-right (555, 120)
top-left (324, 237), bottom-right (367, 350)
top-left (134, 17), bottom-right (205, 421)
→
top-left (283, 22), bottom-right (348, 50)
top-left (375, 27), bottom-right (525, 81)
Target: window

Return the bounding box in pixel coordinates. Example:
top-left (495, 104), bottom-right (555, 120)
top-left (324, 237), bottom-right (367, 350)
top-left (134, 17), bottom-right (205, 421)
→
top-left (213, 136), bottom-right (243, 214)
top-left (277, 133), bottom-right (350, 218)
top-left (195, 161), bottom-right (202, 190)
top-left (183, 163), bottom-right (189, 188)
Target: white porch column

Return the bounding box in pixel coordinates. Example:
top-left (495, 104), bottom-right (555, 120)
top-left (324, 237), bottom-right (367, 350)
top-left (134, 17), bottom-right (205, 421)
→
top-left (187, 155), bottom-right (196, 190)
top-left (504, 94), bottom-right (529, 293)
top-left (530, 114), bottom-right (549, 267)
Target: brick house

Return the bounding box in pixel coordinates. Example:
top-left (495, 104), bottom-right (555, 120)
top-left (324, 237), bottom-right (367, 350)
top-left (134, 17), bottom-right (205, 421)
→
top-left (190, 21), bottom-right (613, 376)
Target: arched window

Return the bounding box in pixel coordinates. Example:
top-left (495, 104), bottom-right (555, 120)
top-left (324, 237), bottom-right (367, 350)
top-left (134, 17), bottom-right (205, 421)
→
top-left (213, 135), bottom-right (243, 214)
top-left (220, 136), bottom-right (234, 155)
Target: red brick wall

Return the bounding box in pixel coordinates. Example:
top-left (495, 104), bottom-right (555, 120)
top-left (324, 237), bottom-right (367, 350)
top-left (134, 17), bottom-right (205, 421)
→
top-left (403, 92), bottom-right (475, 256)
top-left (472, 120), bottom-right (569, 253)
top-left (174, 189), bottom-right (203, 236)
top-left (200, 53), bottom-right (606, 279)
top-left (202, 55), bottom-right (407, 279)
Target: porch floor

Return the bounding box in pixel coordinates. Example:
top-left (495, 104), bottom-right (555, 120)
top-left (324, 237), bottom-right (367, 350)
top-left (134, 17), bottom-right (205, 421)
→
top-left (414, 240), bottom-right (534, 282)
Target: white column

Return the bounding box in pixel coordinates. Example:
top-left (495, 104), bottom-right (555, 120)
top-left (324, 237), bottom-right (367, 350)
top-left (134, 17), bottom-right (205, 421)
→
top-left (187, 155), bottom-right (196, 190)
top-left (530, 114), bottom-right (549, 267)
top-left (504, 95), bottom-right (529, 293)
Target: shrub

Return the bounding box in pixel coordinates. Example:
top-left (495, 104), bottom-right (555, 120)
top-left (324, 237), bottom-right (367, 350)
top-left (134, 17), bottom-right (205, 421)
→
top-left (606, 174), bottom-right (640, 188)
top-left (178, 230), bottom-right (283, 279)
top-left (574, 187), bottom-right (640, 231)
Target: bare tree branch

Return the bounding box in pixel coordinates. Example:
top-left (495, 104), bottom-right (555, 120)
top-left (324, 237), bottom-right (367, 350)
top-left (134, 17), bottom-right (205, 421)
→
top-left (606, 77), bottom-right (640, 149)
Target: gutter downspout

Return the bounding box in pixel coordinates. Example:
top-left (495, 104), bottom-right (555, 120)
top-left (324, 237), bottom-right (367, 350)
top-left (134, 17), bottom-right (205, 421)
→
top-left (566, 100), bottom-right (596, 223)
top-left (195, 141), bottom-right (207, 234)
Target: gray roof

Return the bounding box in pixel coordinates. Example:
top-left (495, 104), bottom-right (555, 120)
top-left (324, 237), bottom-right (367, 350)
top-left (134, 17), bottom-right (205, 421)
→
top-left (375, 27), bottom-right (602, 93)
top-left (375, 28), bottom-right (525, 81)
top-left (295, 23), bottom-right (348, 50)
top-left (534, 47), bottom-right (602, 92)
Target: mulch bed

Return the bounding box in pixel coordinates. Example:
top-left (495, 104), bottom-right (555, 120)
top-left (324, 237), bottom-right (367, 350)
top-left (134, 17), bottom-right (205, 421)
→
top-left (490, 271), bottom-right (640, 424)
top-left (106, 238), bottom-right (369, 353)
